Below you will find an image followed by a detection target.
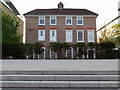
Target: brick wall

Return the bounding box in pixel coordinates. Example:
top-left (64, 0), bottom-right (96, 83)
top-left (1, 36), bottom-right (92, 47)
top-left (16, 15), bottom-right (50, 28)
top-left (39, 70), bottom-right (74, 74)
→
top-left (26, 16), bottom-right (97, 44)
top-left (25, 16), bottom-right (97, 58)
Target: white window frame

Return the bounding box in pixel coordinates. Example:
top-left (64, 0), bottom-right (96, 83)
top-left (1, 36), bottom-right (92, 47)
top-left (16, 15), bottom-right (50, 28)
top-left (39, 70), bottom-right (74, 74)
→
top-left (77, 16), bottom-right (83, 25)
top-left (66, 30), bottom-right (73, 42)
top-left (50, 49), bottom-right (57, 59)
top-left (50, 16), bottom-right (57, 25)
top-left (50, 30), bottom-right (57, 42)
top-left (39, 16), bottom-right (45, 25)
top-left (66, 16), bottom-right (72, 25)
top-left (42, 47), bottom-right (46, 59)
top-left (38, 30), bottom-right (45, 41)
top-left (77, 30), bottom-right (84, 42)
top-left (87, 30), bottom-right (95, 42)
top-left (66, 47), bottom-right (73, 59)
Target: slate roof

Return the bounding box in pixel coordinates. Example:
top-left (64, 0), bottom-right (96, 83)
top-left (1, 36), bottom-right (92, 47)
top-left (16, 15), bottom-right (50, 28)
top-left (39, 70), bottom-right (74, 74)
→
top-left (24, 8), bottom-right (98, 16)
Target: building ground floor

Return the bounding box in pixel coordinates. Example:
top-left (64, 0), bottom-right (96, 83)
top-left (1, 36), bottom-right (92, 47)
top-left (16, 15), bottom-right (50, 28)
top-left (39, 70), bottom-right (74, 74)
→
top-left (33, 47), bottom-right (96, 59)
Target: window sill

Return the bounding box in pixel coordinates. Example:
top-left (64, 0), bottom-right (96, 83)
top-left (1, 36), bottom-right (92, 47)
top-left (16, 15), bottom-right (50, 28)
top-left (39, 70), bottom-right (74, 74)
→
top-left (77, 41), bottom-right (84, 42)
top-left (38, 40), bottom-right (45, 41)
top-left (50, 24), bottom-right (57, 25)
top-left (38, 24), bottom-right (45, 25)
top-left (66, 24), bottom-right (72, 25)
top-left (77, 24), bottom-right (83, 25)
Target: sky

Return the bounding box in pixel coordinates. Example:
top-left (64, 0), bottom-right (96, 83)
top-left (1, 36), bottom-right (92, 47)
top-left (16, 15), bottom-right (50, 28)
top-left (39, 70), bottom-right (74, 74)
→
top-left (11, 0), bottom-right (120, 29)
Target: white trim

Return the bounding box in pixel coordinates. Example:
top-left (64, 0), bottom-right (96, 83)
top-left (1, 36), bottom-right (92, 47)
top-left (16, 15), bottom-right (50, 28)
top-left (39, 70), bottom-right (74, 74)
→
top-left (50, 30), bottom-right (57, 42)
top-left (38, 16), bottom-right (45, 25)
top-left (66, 50), bottom-right (67, 58)
top-left (71, 47), bottom-right (73, 59)
top-left (42, 47), bottom-right (45, 59)
top-left (66, 30), bottom-right (73, 42)
top-left (38, 30), bottom-right (45, 41)
top-left (66, 16), bottom-right (72, 25)
top-left (50, 49), bottom-right (57, 59)
top-left (77, 16), bottom-right (84, 25)
top-left (66, 47), bottom-right (73, 59)
top-left (50, 16), bottom-right (57, 25)
top-left (87, 30), bottom-right (95, 42)
top-left (25, 15), bottom-right (97, 17)
top-left (50, 49), bottom-right (51, 59)
top-left (77, 30), bottom-right (84, 42)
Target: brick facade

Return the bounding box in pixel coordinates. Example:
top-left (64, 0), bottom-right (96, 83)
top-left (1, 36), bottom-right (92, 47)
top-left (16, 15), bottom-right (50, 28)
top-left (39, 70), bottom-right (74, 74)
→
top-left (24, 2), bottom-right (98, 59)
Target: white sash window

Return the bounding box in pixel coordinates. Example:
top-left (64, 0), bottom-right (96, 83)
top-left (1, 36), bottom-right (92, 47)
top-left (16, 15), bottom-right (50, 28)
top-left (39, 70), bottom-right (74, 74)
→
top-left (66, 30), bottom-right (72, 42)
top-left (38, 30), bottom-right (45, 41)
top-left (88, 30), bottom-right (94, 42)
top-left (50, 30), bottom-right (57, 42)
top-left (77, 30), bottom-right (84, 42)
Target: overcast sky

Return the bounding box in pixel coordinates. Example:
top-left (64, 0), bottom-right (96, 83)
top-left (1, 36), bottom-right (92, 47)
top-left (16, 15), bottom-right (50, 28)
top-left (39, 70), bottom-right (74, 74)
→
top-left (11, 0), bottom-right (120, 29)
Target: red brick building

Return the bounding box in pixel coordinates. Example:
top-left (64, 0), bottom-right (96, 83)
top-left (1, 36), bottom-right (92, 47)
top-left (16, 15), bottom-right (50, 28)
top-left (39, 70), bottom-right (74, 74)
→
top-left (24, 2), bottom-right (98, 59)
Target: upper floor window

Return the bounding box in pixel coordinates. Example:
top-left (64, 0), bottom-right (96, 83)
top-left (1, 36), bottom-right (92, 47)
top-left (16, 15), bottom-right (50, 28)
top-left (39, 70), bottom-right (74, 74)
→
top-left (50, 16), bottom-right (56, 25)
top-left (66, 30), bottom-right (72, 42)
top-left (38, 30), bottom-right (45, 41)
top-left (50, 30), bottom-right (57, 42)
top-left (77, 16), bottom-right (83, 25)
top-left (39, 16), bottom-right (45, 25)
top-left (88, 30), bottom-right (94, 42)
top-left (77, 30), bottom-right (84, 42)
top-left (66, 16), bottom-right (72, 25)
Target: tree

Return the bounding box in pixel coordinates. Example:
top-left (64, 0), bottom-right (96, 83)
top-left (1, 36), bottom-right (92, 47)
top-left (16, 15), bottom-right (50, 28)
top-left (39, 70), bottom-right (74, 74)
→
top-left (2, 12), bottom-right (21, 43)
top-left (2, 12), bottom-right (22, 59)
top-left (114, 36), bottom-right (120, 48)
top-left (99, 24), bottom-right (120, 42)
top-left (99, 41), bottom-right (116, 59)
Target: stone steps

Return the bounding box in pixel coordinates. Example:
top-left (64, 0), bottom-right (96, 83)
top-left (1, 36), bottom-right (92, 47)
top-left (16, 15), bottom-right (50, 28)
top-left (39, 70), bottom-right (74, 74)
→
top-left (2, 71), bottom-right (119, 88)
top-left (1, 60), bottom-right (119, 89)
top-left (2, 75), bottom-right (119, 81)
top-left (1, 81), bottom-right (119, 88)
top-left (2, 70), bottom-right (119, 75)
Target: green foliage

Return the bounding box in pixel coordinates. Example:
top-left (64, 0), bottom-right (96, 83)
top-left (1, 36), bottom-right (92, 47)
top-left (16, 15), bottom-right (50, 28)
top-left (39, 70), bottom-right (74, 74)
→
top-left (115, 36), bottom-right (120, 48)
top-left (50, 42), bottom-right (70, 52)
top-left (99, 24), bottom-right (120, 42)
top-left (99, 41), bottom-right (115, 50)
top-left (2, 42), bottom-right (25, 59)
top-left (33, 42), bottom-right (44, 55)
top-left (50, 42), bottom-right (70, 59)
top-left (87, 42), bottom-right (96, 49)
top-left (97, 41), bottom-right (116, 59)
top-left (2, 11), bottom-right (21, 43)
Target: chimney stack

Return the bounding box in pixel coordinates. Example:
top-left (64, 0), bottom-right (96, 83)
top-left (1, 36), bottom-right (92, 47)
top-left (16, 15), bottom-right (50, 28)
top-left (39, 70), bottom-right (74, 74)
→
top-left (58, 2), bottom-right (64, 9)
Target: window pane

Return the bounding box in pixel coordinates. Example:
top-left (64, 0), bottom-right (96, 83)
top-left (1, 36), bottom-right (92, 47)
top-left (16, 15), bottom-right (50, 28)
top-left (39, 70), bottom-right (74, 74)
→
top-left (50, 30), bottom-right (56, 42)
top-left (78, 31), bottom-right (83, 41)
top-left (39, 17), bottom-right (45, 25)
top-left (67, 20), bottom-right (71, 24)
top-left (66, 17), bottom-right (72, 25)
top-left (77, 30), bottom-right (84, 42)
top-left (77, 17), bottom-right (83, 25)
top-left (52, 31), bottom-right (55, 36)
top-left (88, 30), bottom-right (94, 42)
top-left (38, 30), bottom-right (45, 41)
top-left (40, 31), bottom-right (43, 36)
top-left (40, 20), bottom-right (44, 24)
top-left (78, 20), bottom-right (82, 24)
top-left (51, 17), bottom-right (56, 25)
top-left (66, 30), bottom-right (72, 42)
